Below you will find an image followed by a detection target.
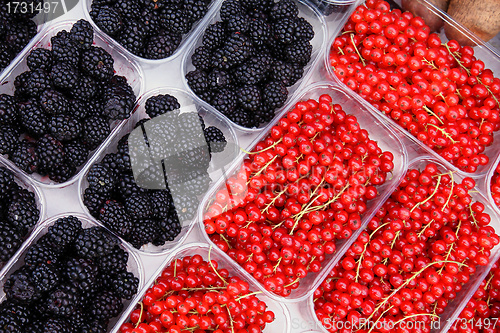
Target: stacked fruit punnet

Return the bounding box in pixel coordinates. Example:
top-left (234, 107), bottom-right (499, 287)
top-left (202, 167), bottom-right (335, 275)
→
top-left (203, 93), bottom-right (395, 297)
top-left (313, 162), bottom-right (499, 333)
top-left (330, 0), bottom-right (500, 173)
top-left (449, 259), bottom-right (500, 333)
top-left (120, 254), bottom-right (275, 333)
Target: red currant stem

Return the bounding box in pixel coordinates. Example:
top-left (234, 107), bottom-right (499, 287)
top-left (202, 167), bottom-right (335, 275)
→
top-left (437, 243), bottom-right (454, 274)
top-left (355, 223), bottom-right (391, 282)
top-left (364, 305), bottom-right (395, 333)
top-left (426, 122), bottom-right (458, 144)
top-left (393, 313), bottom-right (440, 327)
top-left (235, 291), bottom-right (262, 302)
top-left (289, 178), bottom-right (329, 234)
top-left (341, 30), bottom-right (355, 35)
top-left (284, 278), bottom-right (300, 288)
top-left (262, 187), bottom-right (289, 214)
top-left (443, 43), bottom-right (471, 75)
top-left (417, 218), bottom-right (435, 238)
top-left (411, 175), bottom-right (442, 213)
top-left (219, 234), bottom-right (233, 249)
top-left (247, 155), bottom-right (278, 184)
top-left (390, 231), bottom-right (400, 249)
top-left (181, 287), bottom-right (228, 291)
top-left (423, 105), bottom-right (444, 125)
top-left (226, 305), bottom-right (235, 333)
top-left (477, 76), bottom-right (500, 108)
top-left (468, 203), bottom-right (479, 226)
top-left (273, 258), bottom-right (282, 273)
top-left (240, 137), bottom-right (283, 155)
top-left (437, 92), bottom-right (448, 106)
top-left (174, 259), bottom-right (178, 278)
top-left (422, 58), bottom-right (438, 70)
top-left (442, 172), bottom-right (454, 211)
top-left (485, 273), bottom-right (495, 290)
top-left (135, 302), bottom-right (144, 328)
top-left (294, 153), bottom-right (304, 163)
top-left (350, 33), bottom-right (365, 66)
top-left (307, 256), bottom-right (317, 270)
top-left (208, 245), bottom-right (228, 285)
top-left (337, 47), bottom-right (345, 55)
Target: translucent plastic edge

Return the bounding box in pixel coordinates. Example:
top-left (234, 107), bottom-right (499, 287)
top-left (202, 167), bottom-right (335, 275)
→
top-left (0, 19), bottom-right (146, 189)
top-left (81, 0), bottom-right (223, 66)
top-left (306, 155), bottom-right (500, 333)
top-left (111, 242), bottom-right (292, 333)
top-left (179, 0), bottom-right (329, 134)
top-left (196, 80), bottom-right (409, 303)
top-left (485, 151), bottom-right (500, 219)
top-left (77, 86), bottom-right (240, 256)
top-left (0, 159), bottom-right (46, 278)
top-left (0, 212), bottom-right (146, 332)
top-left (323, 0), bottom-right (500, 178)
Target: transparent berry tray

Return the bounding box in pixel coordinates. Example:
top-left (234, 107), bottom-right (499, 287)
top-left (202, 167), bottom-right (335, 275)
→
top-left (78, 87), bottom-right (240, 255)
top-left (306, 156), bottom-right (500, 333)
top-left (0, 20), bottom-right (145, 189)
top-left (323, 0), bottom-right (500, 178)
top-left (0, 212), bottom-right (145, 331)
top-left (113, 242), bottom-right (291, 333)
top-left (82, 0), bottom-right (220, 67)
top-left (181, 0), bottom-right (329, 133)
top-left (0, 159), bottom-right (45, 275)
top-left (197, 81), bottom-right (408, 303)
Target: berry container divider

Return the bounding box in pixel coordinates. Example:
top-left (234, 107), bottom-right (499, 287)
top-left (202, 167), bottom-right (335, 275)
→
top-left (0, 212), bottom-right (145, 330)
top-left (180, 0), bottom-right (329, 133)
top-left (77, 87), bottom-right (240, 255)
top-left (112, 242), bottom-right (291, 333)
top-left (304, 156), bottom-right (500, 333)
top-left (0, 159), bottom-right (45, 276)
top-left (81, 0), bottom-right (222, 67)
top-left (197, 80), bottom-right (409, 303)
top-left (323, 0), bottom-right (500, 178)
top-left (0, 20), bottom-right (145, 189)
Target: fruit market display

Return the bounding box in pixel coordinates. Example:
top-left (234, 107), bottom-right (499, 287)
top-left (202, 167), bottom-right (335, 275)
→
top-left (89, 0), bottom-right (212, 59)
top-left (83, 93), bottom-right (228, 249)
top-left (0, 166), bottom-right (40, 268)
top-left (0, 0), bottom-right (39, 73)
top-left (186, 0), bottom-right (315, 128)
top-left (0, 19), bottom-right (136, 183)
top-left (202, 94), bottom-right (395, 297)
top-left (120, 253), bottom-right (275, 333)
top-left (0, 216), bottom-right (139, 332)
top-left (313, 162), bottom-right (499, 333)
top-left (329, 0), bottom-right (500, 173)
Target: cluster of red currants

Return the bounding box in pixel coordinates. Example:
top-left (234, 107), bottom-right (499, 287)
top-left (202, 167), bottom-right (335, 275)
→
top-left (449, 259), bottom-right (500, 333)
top-left (490, 164), bottom-right (500, 209)
top-left (330, 0), bottom-right (500, 173)
top-left (120, 254), bottom-right (275, 333)
top-left (203, 94), bottom-right (395, 297)
top-left (313, 163), bottom-right (499, 333)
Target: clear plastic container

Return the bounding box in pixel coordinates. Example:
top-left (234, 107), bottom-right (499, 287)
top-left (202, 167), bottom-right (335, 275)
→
top-left (307, 156), bottom-right (500, 333)
top-left (113, 242), bottom-right (291, 333)
top-left (78, 87), bottom-right (240, 255)
top-left (197, 81), bottom-right (409, 303)
top-left (82, 0), bottom-right (221, 67)
top-left (181, 0), bottom-right (329, 133)
top-left (0, 20), bottom-right (145, 189)
top-left (0, 159), bottom-right (45, 275)
top-left (324, 0), bottom-right (500, 178)
top-left (0, 212), bottom-right (145, 331)
top-left (486, 150), bottom-right (500, 219)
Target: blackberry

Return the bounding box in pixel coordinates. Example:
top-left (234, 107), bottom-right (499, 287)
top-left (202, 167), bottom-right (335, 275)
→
top-left (223, 33), bottom-right (253, 66)
top-left (102, 78), bottom-right (136, 120)
top-left (248, 18), bottom-right (272, 47)
top-left (11, 140), bottom-right (38, 174)
top-left (82, 116), bottom-right (110, 150)
top-left (169, 169), bottom-right (211, 196)
top-left (144, 32), bottom-right (181, 59)
top-left (6, 195), bottom-right (39, 234)
top-left (177, 112), bottom-right (205, 138)
top-left (273, 17), bottom-right (298, 45)
top-left (24, 243), bottom-right (59, 266)
top-left (64, 258), bottom-right (99, 292)
top-left (184, 0), bottom-right (209, 23)
top-left (69, 99), bottom-right (91, 120)
top-left (18, 100), bottom-right (48, 136)
top-left (87, 164), bottom-right (116, 195)
top-left (145, 93), bottom-right (180, 118)
top-left (186, 70), bottom-right (208, 94)
top-left (81, 46), bottom-right (115, 81)
top-left (241, 0), bottom-right (274, 11)
top-left (44, 216), bottom-right (83, 250)
top-left (202, 22), bottom-right (226, 51)
top-left (263, 80), bottom-right (288, 109)
top-left (125, 194), bottom-right (152, 219)
top-left (50, 63), bottom-right (80, 91)
top-left (47, 163), bottom-right (76, 183)
top-left (48, 115), bottom-right (81, 142)
top-left (176, 137), bottom-right (211, 170)
top-left (270, 60), bottom-right (295, 86)
top-left (149, 190), bottom-right (172, 219)
top-left (211, 88), bottom-right (237, 115)
top-left (0, 124), bottom-right (21, 157)
top-left (229, 108), bottom-right (253, 127)
top-left (161, 5), bottom-right (190, 35)
top-left (36, 135), bottom-right (65, 171)
top-left (95, 7), bottom-right (123, 36)
top-left (25, 70), bottom-right (51, 98)
top-left (80, 320), bottom-right (107, 333)
top-left (0, 94), bottom-right (17, 125)
top-left (4, 20), bottom-right (37, 54)
top-left (83, 187), bottom-right (106, 216)
top-left (192, 46), bottom-right (212, 72)
top-left (155, 211), bottom-right (182, 244)
top-left (73, 226), bottom-right (118, 259)
top-left (51, 31), bottom-right (81, 67)
top-left (207, 69), bottom-right (232, 90)
top-left (255, 105), bottom-right (275, 125)
top-left (295, 17), bottom-right (314, 41)
top-left (0, 167), bottom-right (14, 199)
top-left (204, 126), bottom-right (227, 153)
top-left (98, 245), bottom-right (128, 275)
top-left (290, 62), bottom-right (304, 85)
top-left (233, 58), bottom-right (268, 86)
top-left (69, 19), bottom-right (94, 49)
top-left (72, 75), bottom-right (98, 101)
top-left (0, 223), bottom-right (22, 263)
top-left (111, 271), bottom-right (139, 299)
top-left (0, 311), bottom-right (21, 332)
top-left (118, 20), bottom-right (147, 55)
top-left (3, 267), bottom-right (40, 303)
top-left (41, 90), bottom-right (70, 115)
top-left (90, 290), bottom-right (123, 321)
top-left (220, 0), bottom-right (243, 21)
top-left (27, 48), bottom-right (53, 72)
top-left (171, 193), bottom-right (198, 221)
top-left (99, 200), bottom-right (133, 237)
top-left (0, 301), bottom-right (31, 330)
top-left (115, 0), bottom-right (141, 20)
top-left (285, 40), bottom-right (312, 64)
top-left (270, 0), bottom-right (299, 20)
top-left (100, 152), bottom-right (120, 174)
top-left (126, 218), bottom-right (159, 248)
top-left (227, 14), bottom-right (250, 33)
top-left (31, 264), bottom-right (60, 294)
top-left (64, 141), bottom-right (89, 168)
top-left (13, 71), bottom-right (32, 100)
top-left (237, 85), bottom-right (261, 111)
top-left (135, 163), bottom-right (167, 190)
top-left (42, 318), bottom-right (71, 333)
top-left (140, 7), bottom-right (162, 36)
